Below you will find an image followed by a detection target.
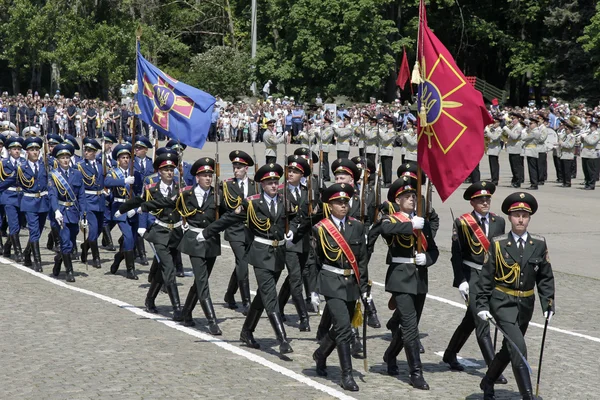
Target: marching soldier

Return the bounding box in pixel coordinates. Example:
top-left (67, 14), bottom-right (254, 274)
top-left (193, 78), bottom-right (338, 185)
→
top-left (536, 115), bottom-right (549, 185)
top-left (504, 113), bottom-right (525, 188)
top-left (381, 176), bottom-right (439, 390)
top-left (63, 134), bottom-right (83, 167)
top-left (484, 118), bottom-right (503, 185)
top-left (48, 143), bottom-right (87, 282)
top-left (18, 137), bottom-right (48, 272)
top-left (364, 116), bottom-right (379, 167)
top-left (99, 132), bottom-right (118, 251)
top-left (45, 134), bottom-right (63, 252)
top-left (178, 157), bottom-right (222, 334)
top-left (333, 115), bottom-right (353, 159)
top-left (401, 120), bottom-right (417, 163)
top-left (558, 123), bottom-right (576, 188)
top-left (197, 163), bottom-right (300, 354)
top-left (477, 192), bottom-right (555, 400)
top-left (277, 155), bottom-right (312, 331)
top-left (310, 183), bottom-right (368, 392)
top-left (0, 137), bottom-right (26, 262)
top-left (77, 138), bottom-right (105, 268)
top-left (133, 136), bottom-right (154, 266)
top-left (263, 119), bottom-right (285, 164)
top-left (380, 115), bottom-right (396, 188)
top-left (166, 139), bottom-right (194, 186)
top-left (442, 182), bottom-right (507, 385)
top-left (314, 117), bottom-right (334, 182)
top-left (222, 150), bottom-right (257, 314)
top-left (580, 120), bottom-right (599, 190)
top-left (297, 120), bottom-right (315, 149)
top-left (105, 143), bottom-right (142, 279)
top-left (521, 119), bottom-right (541, 190)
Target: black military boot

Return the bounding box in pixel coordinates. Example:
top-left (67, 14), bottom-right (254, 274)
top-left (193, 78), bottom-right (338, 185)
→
top-left (52, 227), bottom-right (61, 252)
top-left (52, 254), bottom-right (62, 277)
top-left (2, 236), bottom-right (10, 258)
top-left (223, 270), bottom-right (238, 309)
top-left (417, 336), bottom-right (425, 353)
top-left (386, 310), bottom-right (401, 337)
top-left (337, 342), bottom-right (359, 391)
top-left (71, 243), bottom-right (79, 259)
top-left (351, 327), bottom-right (363, 358)
top-left (316, 305), bottom-right (332, 342)
top-left (239, 278), bottom-right (251, 316)
top-left (268, 312), bottom-right (293, 354)
top-left (32, 242), bottom-right (43, 272)
top-left (166, 283), bottom-right (184, 321)
top-left (277, 276), bottom-right (291, 322)
top-left (405, 338), bottom-right (430, 390)
top-left (312, 330), bottom-right (337, 376)
top-left (513, 364), bottom-right (534, 400)
top-left (478, 336), bottom-right (508, 384)
top-left (46, 230), bottom-right (55, 251)
top-left (11, 234), bottom-right (24, 263)
top-left (0, 234), bottom-right (4, 254)
top-left (102, 226), bottom-right (116, 251)
top-left (80, 240), bottom-right (89, 264)
top-left (442, 326), bottom-right (471, 371)
top-left (363, 296), bottom-right (381, 328)
top-left (292, 293), bottom-right (310, 332)
top-left (181, 284), bottom-right (199, 326)
top-left (63, 253), bottom-right (76, 282)
top-left (174, 250), bottom-right (184, 277)
top-left (144, 279), bottom-right (162, 313)
top-left (89, 240), bottom-right (102, 268)
top-left (23, 241), bottom-right (32, 267)
top-left (480, 356), bottom-right (510, 400)
top-left (124, 250), bottom-right (138, 280)
top-left (200, 298), bottom-right (222, 335)
top-left (136, 236), bottom-right (149, 266)
top-left (383, 329), bottom-right (404, 375)
top-left (240, 302), bottom-right (261, 349)
top-left (110, 251), bottom-right (125, 274)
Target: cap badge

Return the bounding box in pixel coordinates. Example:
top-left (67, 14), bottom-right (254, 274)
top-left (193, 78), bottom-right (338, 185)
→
top-left (520, 193), bottom-right (525, 199)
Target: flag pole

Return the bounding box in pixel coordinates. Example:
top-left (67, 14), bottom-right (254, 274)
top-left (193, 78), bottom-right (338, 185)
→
top-left (415, 0), bottom-right (425, 254)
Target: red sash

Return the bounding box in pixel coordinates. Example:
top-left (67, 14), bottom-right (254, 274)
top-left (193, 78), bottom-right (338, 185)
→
top-left (390, 212), bottom-right (428, 251)
top-left (460, 213), bottom-right (490, 251)
top-left (319, 218), bottom-right (360, 283)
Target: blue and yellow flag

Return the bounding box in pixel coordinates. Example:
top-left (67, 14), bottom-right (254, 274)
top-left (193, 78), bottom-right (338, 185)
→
top-left (135, 44), bottom-right (216, 149)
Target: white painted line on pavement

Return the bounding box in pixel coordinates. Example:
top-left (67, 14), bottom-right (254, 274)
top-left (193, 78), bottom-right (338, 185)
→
top-left (433, 352), bottom-right (482, 368)
top-left (5, 257), bottom-right (356, 400)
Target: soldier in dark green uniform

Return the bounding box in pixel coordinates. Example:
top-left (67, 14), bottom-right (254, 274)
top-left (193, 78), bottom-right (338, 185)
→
top-left (380, 176), bottom-right (438, 390)
top-left (477, 192), bottom-right (555, 400)
top-left (443, 182), bottom-right (508, 385)
top-left (178, 157), bottom-right (222, 335)
top-left (310, 183), bottom-right (368, 392)
top-left (197, 163), bottom-right (301, 354)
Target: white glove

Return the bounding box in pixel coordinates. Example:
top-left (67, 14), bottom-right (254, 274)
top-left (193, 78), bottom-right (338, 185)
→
top-left (310, 292), bottom-right (321, 311)
top-left (544, 310), bottom-right (554, 322)
top-left (54, 210), bottom-right (63, 226)
top-left (182, 223), bottom-right (189, 232)
top-left (284, 230), bottom-right (294, 242)
top-left (137, 228), bottom-right (146, 236)
top-left (478, 310), bottom-right (493, 321)
top-left (126, 209), bottom-right (136, 218)
top-left (124, 176), bottom-right (135, 185)
top-left (114, 210), bottom-right (122, 218)
top-left (79, 219), bottom-right (88, 230)
top-left (411, 216), bottom-right (425, 230)
top-left (196, 229), bottom-right (206, 242)
top-left (458, 281), bottom-right (470, 301)
top-left (415, 253), bottom-right (427, 266)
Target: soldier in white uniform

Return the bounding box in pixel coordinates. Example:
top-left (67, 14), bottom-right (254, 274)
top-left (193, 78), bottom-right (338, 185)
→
top-left (364, 116), bottom-right (380, 167)
top-left (263, 119), bottom-right (286, 164)
top-left (333, 115), bottom-right (353, 159)
top-left (503, 113), bottom-right (524, 188)
top-left (580, 120), bottom-right (600, 190)
top-left (313, 117), bottom-right (334, 182)
top-left (401, 120), bottom-right (418, 163)
top-left (356, 113), bottom-right (371, 158)
top-left (520, 119), bottom-right (541, 190)
top-left (380, 115), bottom-right (397, 188)
top-left (484, 117), bottom-right (503, 185)
top-left (541, 117), bottom-right (561, 182)
top-left (558, 122), bottom-right (576, 187)
top-left (297, 120), bottom-right (315, 149)
top-left (536, 115), bottom-right (549, 185)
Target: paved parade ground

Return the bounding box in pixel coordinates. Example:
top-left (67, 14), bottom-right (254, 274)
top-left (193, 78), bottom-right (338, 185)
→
top-left (1, 141), bottom-right (599, 400)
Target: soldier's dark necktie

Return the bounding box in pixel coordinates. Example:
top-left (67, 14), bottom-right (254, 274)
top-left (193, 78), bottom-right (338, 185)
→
top-left (167, 186), bottom-right (172, 198)
top-left (269, 200), bottom-right (276, 217)
top-left (203, 190), bottom-right (208, 206)
top-left (240, 180), bottom-right (245, 197)
top-left (339, 221), bottom-right (345, 234)
top-left (518, 237), bottom-right (524, 259)
top-left (295, 187), bottom-right (300, 201)
top-left (34, 163), bottom-right (38, 177)
top-left (480, 216), bottom-right (487, 236)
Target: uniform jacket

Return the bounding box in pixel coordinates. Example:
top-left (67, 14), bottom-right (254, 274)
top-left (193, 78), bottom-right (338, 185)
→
top-left (0, 156), bottom-right (26, 206)
top-left (401, 130), bottom-right (418, 161)
top-left (177, 185), bottom-right (221, 258)
top-left (379, 127), bottom-right (396, 157)
top-left (503, 123), bottom-right (523, 154)
top-left (134, 156), bottom-right (154, 178)
top-left (263, 129), bottom-right (285, 157)
top-left (77, 159), bottom-right (105, 213)
top-left (521, 127), bottom-right (540, 158)
top-left (48, 167), bottom-right (87, 223)
top-left (581, 130), bottom-right (600, 159)
top-left (559, 132), bottom-right (576, 160)
top-left (104, 167), bottom-right (143, 222)
top-left (485, 126), bottom-right (503, 156)
top-left (220, 177), bottom-right (258, 242)
top-left (365, 126), bottom-right (379, 155)
top-left (140, 181), bottom-right (183, 248)
top-left (17, 160), bottom-right (50, 213)
top-left (334, 126), bottom-right (353, 152)
top-left (285, 184), bottom-right (310, 254)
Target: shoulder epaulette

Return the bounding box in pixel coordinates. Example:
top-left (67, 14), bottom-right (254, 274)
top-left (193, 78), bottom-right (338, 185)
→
top-left (225, 177), bottom-right (235, 182)
top-left (277, 183), bottom-right (285, 190)
top-left (529, 233), bottom-right (546, 242)
top-left (348, 216), bottom-right (358, 222)
top-left (247, 193), bottom-right (261, 201)
top-left (145, 183), bottom-right (157, 190)
top-left (180, 185), bottom-right (192, 193)
top-left (492, 234), bottom-right (506, 242)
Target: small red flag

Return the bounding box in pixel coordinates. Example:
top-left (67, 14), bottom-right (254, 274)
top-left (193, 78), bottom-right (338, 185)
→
top-left (396, 47), bottom-right (410, 90)
top-left (416, 0), bottom-right (493, 202)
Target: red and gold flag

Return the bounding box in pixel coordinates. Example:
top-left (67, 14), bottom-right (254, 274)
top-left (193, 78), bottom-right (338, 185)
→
top-left (396, 47), bottom-right (411, 90)
top-left (416, 0), bottom-right (492, 201)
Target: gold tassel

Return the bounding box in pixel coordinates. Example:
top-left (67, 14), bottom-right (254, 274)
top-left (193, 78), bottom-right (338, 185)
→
top-left (323, 202), bottom-right (330, 219)
top-left (419, 105), bottom-right (428, 127)
top-left (132, 82), bottom-right (138, 94)
top-left (411, 62), bottom-right (423, 84)
top-left (351, 300), bottom-right (363, 328)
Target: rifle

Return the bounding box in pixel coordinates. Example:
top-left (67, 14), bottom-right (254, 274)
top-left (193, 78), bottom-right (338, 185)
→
top-left (425, 178), bottom-right (433, 220)
top-left (251, 138), bottom-right (259, 193)
top-left (128, 110), bottom-right (136, 199)
top-left (359, 165), bottom-right (369, 223)
top-left (308, 156), bottom-right (314, 215)
top-left (214, 135), bottom-right (221, 219)
top-left (82, 211), bottom-right (88, 271)
top-left (373, 122), bottom-right (382, 223)
top-left (283, 129), bottom-right (289, 232)
top-left (152, 136), bottom-right (158, 163)
top-left (318, 125), bottom-right (323, 191)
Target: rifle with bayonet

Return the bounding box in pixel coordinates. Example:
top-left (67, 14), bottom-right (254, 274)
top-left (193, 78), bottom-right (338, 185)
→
top-left (214, 135), bottom-right (221, 219)
top-left (373, 121), bottom-right (382, 223)
top-left (251, 137), bottom-right (259, 193)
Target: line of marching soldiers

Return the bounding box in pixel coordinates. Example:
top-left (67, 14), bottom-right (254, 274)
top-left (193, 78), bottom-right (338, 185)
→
top-left (0, 131), bottom-right (555, 399)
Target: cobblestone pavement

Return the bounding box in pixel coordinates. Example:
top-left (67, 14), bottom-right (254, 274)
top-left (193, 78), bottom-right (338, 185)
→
top-left (1, 141), bottom-right (599, 399)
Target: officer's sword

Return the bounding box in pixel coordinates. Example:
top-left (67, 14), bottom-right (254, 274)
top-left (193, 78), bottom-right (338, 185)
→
top-left (488, 318), bottom-right (532, 374)
top-left (535, 299), bottom-right (553, 397)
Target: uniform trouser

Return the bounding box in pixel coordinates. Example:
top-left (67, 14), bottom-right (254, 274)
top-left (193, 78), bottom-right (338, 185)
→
top-left (469, 163), bottom-right (480, 183)
top-left (266, 156), bottom-right (276, 164)
top-left (508, 154), bottom-right (523, 184)
top-left (595, 158), bottom-right (600, 181)
top-left (324, 297), bottom-right (356, 346)
top-left (359, 148), bottom-right (365, 158)
top-left (393, 292), bottom-right (420, 343)
top-left (366, 153), bottom-right (376, 184)
top-left (190, 256), bottom-right (216, 301)
top-left (231, 240), bottom-right (249, 283)
top-left (153, 242), bottom-right (177, 286)
top-left (248, 267), bottom-right (283, 321)
top-left (582, 158), bottom-right (597, 188)
top-left (281, 250), bottom-right (307, 307)
top-left (117, 216), bottom-right (138, 251)
top-left (449, 271), bottom-right (490, 349)
top-left (526, 156), bottom-right (539, 187)
top-left (25, 211), bottom-right (47, 242)
top-left (571, 156), bottom-right (578, 178)
top-left (59, 223), bottom-right (79, 253)
top-left (5, 205), bottom-right (21, 235)
top-left (553, 154), bottom-right (563, 181)
top-left (322, 152), bottom-right (330, 181)
top-left (87, 122), bottom-right (96, 138)
top-left (493, 317), bottom-right (530, 371)
top-left (381, 155), bottom-right (393, 184)
top-left (488, 155), bottom-right (499, 184)
top-left (538, 153), bottom-right (547, 182)
top-left (337, 150), bottom-right (349, 159)
top-left (561, 159), bottom-right (573, 185)
top-left (86, 210), bottom-right (104, 241)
